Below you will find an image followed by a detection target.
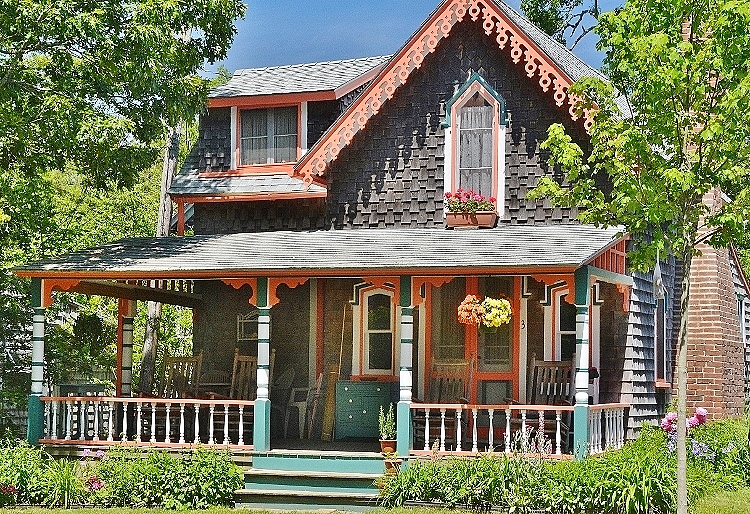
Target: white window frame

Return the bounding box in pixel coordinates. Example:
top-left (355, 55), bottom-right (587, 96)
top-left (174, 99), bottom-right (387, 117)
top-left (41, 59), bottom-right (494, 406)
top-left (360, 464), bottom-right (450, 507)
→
top-left (239, 106), bottom-right (299, 166)
top-left (544, 287), bottom-right (575, 361)
top-left (654, 297), bottom-right (668, 384)
top-left (352, 286), bottom-right (398, 376)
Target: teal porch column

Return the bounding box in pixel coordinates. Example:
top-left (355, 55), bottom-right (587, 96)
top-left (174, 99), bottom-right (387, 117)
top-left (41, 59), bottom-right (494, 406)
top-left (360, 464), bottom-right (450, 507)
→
top-left (28, 278), bottom-right (45, 444)
top-left (573, 267), bottom-right (591, 459)
top-left (254, 277), bottom-right (271, 451)
top-left (396, 276), bottom-right (413, 457)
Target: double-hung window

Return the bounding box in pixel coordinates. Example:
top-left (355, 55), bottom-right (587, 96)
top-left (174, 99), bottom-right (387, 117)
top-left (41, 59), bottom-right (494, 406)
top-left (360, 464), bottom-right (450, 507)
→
top-left (240, 107), bottom-right (298, 165)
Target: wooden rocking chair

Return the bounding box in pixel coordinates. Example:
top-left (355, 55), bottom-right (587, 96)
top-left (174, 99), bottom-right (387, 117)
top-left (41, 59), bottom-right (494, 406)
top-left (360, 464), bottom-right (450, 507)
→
top-left (412, 357), bottom-right (473, 451)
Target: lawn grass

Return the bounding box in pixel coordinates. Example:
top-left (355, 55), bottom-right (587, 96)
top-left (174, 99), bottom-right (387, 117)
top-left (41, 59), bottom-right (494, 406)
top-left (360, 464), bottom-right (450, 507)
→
top-left (693, 487), bottom-right (750, 514)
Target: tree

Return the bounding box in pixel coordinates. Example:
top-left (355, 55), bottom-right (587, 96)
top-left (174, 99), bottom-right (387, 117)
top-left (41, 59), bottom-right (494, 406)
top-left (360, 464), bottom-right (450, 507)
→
top-left (528, 0), bottom-right (750, 512)
top-left (0, 0), bottom-right (245, 192)
top-left (520, 0), bottom-right (602, 48)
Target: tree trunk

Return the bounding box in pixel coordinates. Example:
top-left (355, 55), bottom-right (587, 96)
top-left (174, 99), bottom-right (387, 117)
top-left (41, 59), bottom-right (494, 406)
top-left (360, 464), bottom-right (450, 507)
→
top-left (676, 246), bottom-right (692, 514)
top-left (138, 127), bottom-right (179, 395)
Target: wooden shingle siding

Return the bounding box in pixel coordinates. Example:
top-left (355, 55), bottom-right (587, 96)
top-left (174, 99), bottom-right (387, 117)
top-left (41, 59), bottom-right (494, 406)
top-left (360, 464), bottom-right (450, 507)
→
top-left (729, 251), bottom-right (750, 406)
top-left (307, 100), bottom-right (340, 149)
top-left (185, 107), bottom-right (232, 173)
top-left (325, 19), bottom-right (588, 229)
top-left (193, 199), bottom-right (327, 234)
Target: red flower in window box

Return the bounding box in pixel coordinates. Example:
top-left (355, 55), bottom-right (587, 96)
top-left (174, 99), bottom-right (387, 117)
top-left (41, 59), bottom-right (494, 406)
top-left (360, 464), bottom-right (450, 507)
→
top-left (444, 190), bottom-right (497, 228)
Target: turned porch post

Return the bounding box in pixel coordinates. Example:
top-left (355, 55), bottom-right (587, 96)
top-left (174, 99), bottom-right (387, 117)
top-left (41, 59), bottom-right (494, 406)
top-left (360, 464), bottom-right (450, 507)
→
top-left (28, 278), bottom-right (46, 444)
top-left (573, 267), bottom-right (591, 459)
top-left (118, 299), bottom-right (136, 397)
top-left (397, 276), bottom-right (414, 456)
top-left (254, 277), bottom-right (272, 451)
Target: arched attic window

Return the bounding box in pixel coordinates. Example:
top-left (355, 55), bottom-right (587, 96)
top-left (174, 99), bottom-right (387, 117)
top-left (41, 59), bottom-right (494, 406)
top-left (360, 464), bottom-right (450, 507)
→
top-left (443, 73), bottom-right (508, 214)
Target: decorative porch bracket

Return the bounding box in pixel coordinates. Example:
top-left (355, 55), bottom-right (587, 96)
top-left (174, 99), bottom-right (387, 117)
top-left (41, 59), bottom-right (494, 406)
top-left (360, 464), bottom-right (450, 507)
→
top-left (253, 277), bottom-right (272, 452)
top-left (573, 267), bottom-right (591, 459)
top-left (397, 275), bottom-right (414, 457)
top-left (28, 278), bottom-right (45, 444)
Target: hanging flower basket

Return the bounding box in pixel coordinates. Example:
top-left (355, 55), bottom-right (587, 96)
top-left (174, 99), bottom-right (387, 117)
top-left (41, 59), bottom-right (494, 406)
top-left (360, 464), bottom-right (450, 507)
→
top-left (457, 295), bottom-right (512, 329)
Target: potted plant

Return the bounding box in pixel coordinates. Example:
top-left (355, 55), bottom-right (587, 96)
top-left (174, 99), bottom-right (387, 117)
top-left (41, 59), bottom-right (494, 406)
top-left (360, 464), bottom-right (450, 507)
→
top-left (458, 294), bottom-right (512, 332)
top-left (444, 189), bottom-right (498, 228)
top-left (378, 403), bottom-right (396, 453)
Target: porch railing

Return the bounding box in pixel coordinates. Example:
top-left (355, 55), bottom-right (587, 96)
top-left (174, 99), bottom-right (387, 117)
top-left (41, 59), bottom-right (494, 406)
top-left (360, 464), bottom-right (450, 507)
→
top-left (40, 396), bottom-right (255, 448)
top-left (588, 403), bottom-right (629, 455)
top-left (410, 402), bottom-right (628, 457)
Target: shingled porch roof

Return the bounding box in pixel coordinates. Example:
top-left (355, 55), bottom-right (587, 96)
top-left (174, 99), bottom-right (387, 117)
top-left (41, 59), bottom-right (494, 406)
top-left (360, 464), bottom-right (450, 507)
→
top-left (16, 225), bottom-right (623, 279)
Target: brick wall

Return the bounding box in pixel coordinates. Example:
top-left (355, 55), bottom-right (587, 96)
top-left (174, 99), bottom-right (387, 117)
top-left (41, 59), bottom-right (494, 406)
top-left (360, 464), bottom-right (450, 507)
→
top-left (680, 190), bottom-right (745, 416)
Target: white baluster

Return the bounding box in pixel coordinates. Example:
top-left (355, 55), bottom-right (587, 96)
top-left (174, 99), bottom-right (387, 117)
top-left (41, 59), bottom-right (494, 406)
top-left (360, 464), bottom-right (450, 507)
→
top-left (456, 408), bottom-right (462, 452)
top-left (223, 405), bottom-right (230, 445)
top-left (504, 408), bottom-right (511, 454)
top-left (136, 401), bottom-right (142, 443)
top-left (521, 409), bottom-right (527, 438)
top-left (472, 408), bottom-right (478, 453)
top-left (107, 402), bottom-right (114, 442)
top-left (193, 404), bottom-right (200, 443)
top-left (79, 399), bottom-right (86, 440)
top-left (65, 400), bottom-right (73, 440)
top-left (618, 409), bottom-right (625, 448)
top-left (208, 403), bottom-right (215, 445)
top-left (538, 410), bottom-right (545, 450)
top-left (179, 403), bottom-right (186, 444)
top-left (488, 409), bottom-right (495, 451)
top-left (238, 406), bottom-right (245, 446)
top-left (52, 401), bottom-right (59, 440)
top-left (44, 401), bottom-right (50, 439)
top-left (121, 401), bottom-right (128, 442)
top-left (165, 404), bottom-right (172, 443)
top-left (423, 409), bottom-right (430, 451)
top-left (148, 402), bottom-right (156, 443)
top-left (555, 410), bottom-right (562, 455)
top-left (93, 401), bottom-right (100, 441)
top-left (439, 408), bottom-right (446, 452)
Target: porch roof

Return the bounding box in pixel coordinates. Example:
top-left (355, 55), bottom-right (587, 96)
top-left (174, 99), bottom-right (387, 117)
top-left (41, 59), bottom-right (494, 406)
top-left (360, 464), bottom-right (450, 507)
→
top-left (15, 225), bottom-right (623, 279)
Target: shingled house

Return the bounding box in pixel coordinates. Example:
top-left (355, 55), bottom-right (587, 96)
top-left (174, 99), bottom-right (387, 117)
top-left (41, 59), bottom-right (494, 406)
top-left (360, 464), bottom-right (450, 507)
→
top-left (15, 0), bottom-right (750, 508)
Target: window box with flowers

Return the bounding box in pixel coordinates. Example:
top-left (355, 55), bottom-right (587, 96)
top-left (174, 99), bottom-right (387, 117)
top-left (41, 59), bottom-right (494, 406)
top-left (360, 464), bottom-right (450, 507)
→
top-left (444, 189), bottom-right (498, 228)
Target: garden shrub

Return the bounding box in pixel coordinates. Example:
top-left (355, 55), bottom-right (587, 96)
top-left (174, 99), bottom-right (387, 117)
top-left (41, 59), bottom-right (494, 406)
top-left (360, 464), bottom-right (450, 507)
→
top-left (90, 446), bottom-right (244, 509)
top-left (0, 437), bottom-right (47, 505)
top-left (0, 440), bottom-right (243, 509)
top-left (380, 417), bottom-right (750, 513)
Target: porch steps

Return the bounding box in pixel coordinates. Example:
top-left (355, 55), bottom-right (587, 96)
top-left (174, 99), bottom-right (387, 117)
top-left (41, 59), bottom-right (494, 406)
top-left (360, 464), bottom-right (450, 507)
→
top-left (235, 450), bottom-right (385, 511)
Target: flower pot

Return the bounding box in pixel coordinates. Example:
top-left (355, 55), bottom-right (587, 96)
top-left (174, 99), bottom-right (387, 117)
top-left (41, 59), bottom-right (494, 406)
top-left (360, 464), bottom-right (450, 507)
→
top-left (379, 439), bottom-right (396, 454)
top-left (384, 458), bottom-right (402, 474)
top-left (478, 324), bottom-right (498, 333)
top-left (445, 211), bottom-right (498, 228)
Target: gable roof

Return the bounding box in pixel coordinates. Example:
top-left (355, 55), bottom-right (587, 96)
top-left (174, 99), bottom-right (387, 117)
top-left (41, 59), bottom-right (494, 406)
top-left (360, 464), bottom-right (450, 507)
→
top-left (169, 172), bottom-right (327, 199)
top-left (293, 0), bottom-right (603, 188)
top-left (210, 55), bottom-right (392, 99)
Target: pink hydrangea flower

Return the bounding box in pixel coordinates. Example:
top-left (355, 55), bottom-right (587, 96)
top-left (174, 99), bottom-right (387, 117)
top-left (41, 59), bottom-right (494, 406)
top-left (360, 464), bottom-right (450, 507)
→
top-left (660, 411), bottom-right (678, 433)
top-left (687, 416), bottom-right (700, 429)
top-left (695, 407), bottom-right (708, 424)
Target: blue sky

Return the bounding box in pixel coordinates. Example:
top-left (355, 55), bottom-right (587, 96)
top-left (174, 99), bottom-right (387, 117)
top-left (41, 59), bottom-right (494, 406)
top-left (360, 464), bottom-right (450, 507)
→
top-left (207, 0), bottom-right (617, 77)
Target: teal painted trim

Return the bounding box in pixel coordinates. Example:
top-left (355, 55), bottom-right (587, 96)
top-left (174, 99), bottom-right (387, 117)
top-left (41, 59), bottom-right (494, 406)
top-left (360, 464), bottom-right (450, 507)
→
top-left (399, 276), bottom-right (412, 307)
top-left (540, 280), bottom-right (567, 306)
top-left (251, 454), bottom-right (385, 474)
top-left (396, 400), bottom-right (412, 456)
top-left (574, 267), bottom-right (591, 306)
top-left (588, 266), bottom-right (634, 287)
top-left (442, 73), bottom-right (508, 127)
top-left (253, 399), bottom-right (271, 451)
top-left (245, 475), bottom-right (378, 495)
top-left (257, 277), bottom-right (269, 308)
top-left (31, 279), bottom-right (42, 309)
top-left (27, 395), bottom-right (43, 444)
top-left (573, 404), bottom-right (590, 460)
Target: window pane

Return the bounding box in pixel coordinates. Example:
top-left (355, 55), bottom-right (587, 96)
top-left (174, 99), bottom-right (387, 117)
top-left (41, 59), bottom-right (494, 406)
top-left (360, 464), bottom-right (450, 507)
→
top-left (274, 107), bottom-right (297, 135)
top-left (274, 135), bottom-right (297, 162)
top-left (368, 294), bottom-right (391, 330)
top-left (431, 278), bottom-right (466, 360)
top-left (560, 333), bottom-right (576, 361)
top-left (559, 295), bottom-right (576, 332)
top-left (459, 102), bottom-right (494, 198)
top-left (241, 109), bottom-right (268, 165)
top-left (478, 324), bottom-right (511, 372)
top-left (369, 333), bottom-right (393, 370)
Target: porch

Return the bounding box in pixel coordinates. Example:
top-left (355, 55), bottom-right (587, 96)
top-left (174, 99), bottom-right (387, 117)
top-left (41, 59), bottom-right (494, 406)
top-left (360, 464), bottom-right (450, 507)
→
top-left (16, 226), bottom-right (632, 460)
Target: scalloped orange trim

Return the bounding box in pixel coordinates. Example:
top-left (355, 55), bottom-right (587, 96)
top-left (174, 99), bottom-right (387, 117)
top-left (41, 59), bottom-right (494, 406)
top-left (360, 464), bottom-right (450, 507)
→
top-left (269, 277), bottom-right (310, 307)
top-left (42, 279), bottom-right (81, 307)
top-left (294, 0), bottom-right (594, 188)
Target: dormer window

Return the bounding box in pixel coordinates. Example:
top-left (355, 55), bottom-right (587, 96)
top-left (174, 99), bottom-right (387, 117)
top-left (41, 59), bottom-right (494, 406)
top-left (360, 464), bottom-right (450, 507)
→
top-left (240, 107), bottom-right (297, 165)
top-left (442, 73), bottom-right (507, 213)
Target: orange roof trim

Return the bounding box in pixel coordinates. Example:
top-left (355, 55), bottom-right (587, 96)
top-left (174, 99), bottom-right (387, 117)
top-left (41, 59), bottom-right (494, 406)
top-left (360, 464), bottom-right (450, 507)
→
top-left (293, 0), bottom-right (594, 188)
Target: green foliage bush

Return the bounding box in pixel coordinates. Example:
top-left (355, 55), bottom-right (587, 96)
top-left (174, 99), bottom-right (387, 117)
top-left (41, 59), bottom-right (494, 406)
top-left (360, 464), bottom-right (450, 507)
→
top-left (0, 441), bottom-right (243, 509)
top-left (380, 418), bottom-right (750, 513)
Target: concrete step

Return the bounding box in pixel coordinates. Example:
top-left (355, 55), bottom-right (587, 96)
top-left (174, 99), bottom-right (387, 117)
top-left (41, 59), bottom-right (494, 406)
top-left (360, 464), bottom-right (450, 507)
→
top-left (251, 449), bottom-right (386, 474)
top-left (234, 487), bottom-right (380, 512)
top-left (244, 467), bottom-right (382, 496)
